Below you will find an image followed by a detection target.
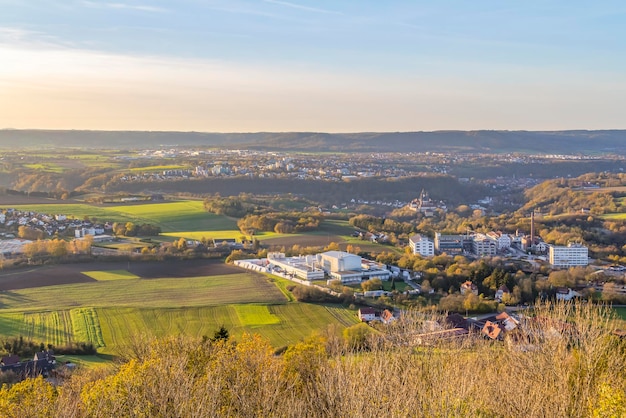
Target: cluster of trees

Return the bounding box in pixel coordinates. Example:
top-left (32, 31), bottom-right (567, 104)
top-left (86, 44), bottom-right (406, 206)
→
top-left (111, 222), bottom-right (161, 237)
top-left (438, 293), bottom-right (497, 313)
top-left (22, 237), bottom-right (93, 258)
top-left (0, 337), bottom-right (96, 359)
top-left (17, 226), bottom-right (45, 241)
top-left (203, 196), bottom-right (251, 217)
top-left (0, 302), bottom-right (623, 417)
top-left (349, 214), bottom-right (414, 235)
top-left (237, 213), bottom-right (320, 235)
top-left (288, 285), bottom-right (344, 304)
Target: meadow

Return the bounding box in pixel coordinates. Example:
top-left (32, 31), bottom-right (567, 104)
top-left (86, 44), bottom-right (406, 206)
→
top-left (8, 200), bottom-right (241, 238)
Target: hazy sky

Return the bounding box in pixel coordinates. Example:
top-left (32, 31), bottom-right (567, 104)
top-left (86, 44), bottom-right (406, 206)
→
top-left (1, 1), bottom-right (625, 132)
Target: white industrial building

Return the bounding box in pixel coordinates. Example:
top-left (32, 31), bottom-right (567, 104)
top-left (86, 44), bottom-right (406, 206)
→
top-left (486, 231), bottom-right (511, 250)
top-left (548, 243), bottom-right (589, 267)
top-left (266, 252), bottom-right (326, 281)
top-left (253, 250), bottom-right (391, 284)
top-left (409, 234), bottom-right (434, 257)
top-left (319, 251), bottom-right (390, 284)
top-left (472, 233), bottom-right (497, 257)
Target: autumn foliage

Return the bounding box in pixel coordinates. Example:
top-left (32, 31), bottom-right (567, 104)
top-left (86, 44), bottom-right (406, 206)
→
top-left (0, 302), bottom-right (624, 417)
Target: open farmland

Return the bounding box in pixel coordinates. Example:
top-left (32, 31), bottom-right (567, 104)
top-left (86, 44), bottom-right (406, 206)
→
top-left (8, 200), bottom-right (241, 239)
top-left (0, 259), bottom-right (359, 353)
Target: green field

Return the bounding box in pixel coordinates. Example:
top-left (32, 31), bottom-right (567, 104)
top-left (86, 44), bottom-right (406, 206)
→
top-left (0, 274), bottom-right (284, 311)
top-left (0, 271), bottom-right (359, 353)
top-left (614, 307), bottom-right (626, 320)
top-left (82, 270), bottom-right (140, 281)
top-left (603, 213), bottom-right (626, 220)
top-left (8, 200), bottom-right (241, 238)
top-left (129, 165), bottom-right (189, 172)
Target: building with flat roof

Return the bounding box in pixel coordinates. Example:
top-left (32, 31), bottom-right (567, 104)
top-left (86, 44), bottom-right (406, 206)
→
top-left (409, 234), bottom-right (434, 257)
top-left (320, 251), bottom-right (390, 283)
top-left (434, 233), bottom-right (470, 254)
top-left (266, 252), bottom-right (325, 281)
top-left (548, 243), bottom-right (588, 267)
top-left (472, 233), bottom-right (497, 257)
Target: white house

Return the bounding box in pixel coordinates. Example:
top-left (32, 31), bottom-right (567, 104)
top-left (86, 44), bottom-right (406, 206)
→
top-left (409, 234), bottom-right (434, 257)
top-left (358, 307), bottom-right (377, 322)
top-left (555, 288), bottom-right (582, 301)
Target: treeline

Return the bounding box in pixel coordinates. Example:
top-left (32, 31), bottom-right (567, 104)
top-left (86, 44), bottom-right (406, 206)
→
top-left (203, 196), bottom-right (252, 217)
top-left (0, 302), bottom-right (623, 417)
top-left (237, 213), bottom-right (320, 234)
top-left (111, 222), bottom-right (161, 237)
top-left (22, 237), bottom-right (93, 258)
top-left (0, 337), bottom-right (96, 358)
top-left (349, 214), bottom-right (415, 235)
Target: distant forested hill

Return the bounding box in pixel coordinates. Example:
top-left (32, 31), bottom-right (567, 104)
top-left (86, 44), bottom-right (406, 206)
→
top-left (1, 129), bottom-right (625, 154)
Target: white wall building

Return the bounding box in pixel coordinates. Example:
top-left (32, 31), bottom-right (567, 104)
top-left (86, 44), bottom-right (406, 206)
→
top-left (486, 231), bottom-right (511, 250)
top-left (266, 252), bottom-right (325, 281)
top-left (319, 251), bottom-right (361, 272)
top-left (409, 234), bottom-right (434, 257)
top-left (548, 244), bottom-right (589, 267)
top-left (472, 234), bottom-right (497, 257)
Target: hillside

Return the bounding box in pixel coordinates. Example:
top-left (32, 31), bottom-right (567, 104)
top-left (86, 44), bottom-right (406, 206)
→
top-left (1, 130), bottom-right (626, 154)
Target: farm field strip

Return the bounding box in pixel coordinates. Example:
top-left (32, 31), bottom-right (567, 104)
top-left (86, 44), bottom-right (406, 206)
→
top-left (70, 308), bottom-right (105, 347)
top-left (21, 310), bottom-right (73, 347)
top-left (234, 305), bottom-right (280, 327)
top-left (0, 274), bottom-right (287, 311)
top-left (0, 303), bottom-right (359, 353)
top-left (81, 270), bottom-right (140, 281)
top-left (160, 230), bottom-right (247, 240)
top-left (323, 305), bottom-right (360, 327)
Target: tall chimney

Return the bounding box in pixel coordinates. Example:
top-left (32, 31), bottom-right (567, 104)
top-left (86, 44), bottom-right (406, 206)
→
top-left (530, 210), bottom-right (535, 246)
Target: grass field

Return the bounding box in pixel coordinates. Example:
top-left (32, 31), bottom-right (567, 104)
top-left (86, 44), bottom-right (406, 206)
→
top-left (0, 268), bottom-right (360, 353)
top-left (234, 305), bottom-right (281, 327)
top-left (0, 274), bottom-right (286, 311)
top-left (614, 307), bottom-right (626, 320)
top-left (8, 200), bottom-right (241, 238)
top-left (81, 270), bottom-right (140, 281)
top-left (0, 303), bottom-right (359, 354)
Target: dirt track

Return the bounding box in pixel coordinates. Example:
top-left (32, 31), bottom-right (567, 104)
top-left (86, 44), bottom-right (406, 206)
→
top-left (0, 259), bottom-right (242, 291)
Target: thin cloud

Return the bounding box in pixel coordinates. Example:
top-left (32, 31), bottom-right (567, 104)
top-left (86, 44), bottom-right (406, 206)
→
top-left (263, 0), bottom-right (341, 15)
top-left (81, 1), bottom-right (167, 13)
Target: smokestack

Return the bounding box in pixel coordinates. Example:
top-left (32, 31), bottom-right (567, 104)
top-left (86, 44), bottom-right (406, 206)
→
top-left (530, 210), bottom-right (535, 246)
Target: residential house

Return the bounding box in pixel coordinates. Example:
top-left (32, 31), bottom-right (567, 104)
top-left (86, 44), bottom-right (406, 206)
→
top-left (495, 285), bottom-right (511, 302)
top-left (555, 288), bottom-right (581, 301)
top-left (460, 281), bottom-right (478, 296)
top-left (381, 309), bottom-right (395, 324)
top-left (358, 307), bottom-right (377, 322)
top-left (482, 321), bottom-right (503, 340)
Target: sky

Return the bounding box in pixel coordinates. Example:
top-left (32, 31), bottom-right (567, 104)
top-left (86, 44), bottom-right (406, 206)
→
top-left (1, 0), bottom-right (625, 132)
